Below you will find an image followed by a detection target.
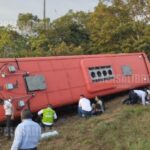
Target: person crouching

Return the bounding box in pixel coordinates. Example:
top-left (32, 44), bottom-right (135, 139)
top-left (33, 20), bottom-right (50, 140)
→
top-left (38, 104), bottom-right (57, 132)
top-left (78, 95), bottom-right (92, 118)
top-left (92, 96), bottom-right (105, 115)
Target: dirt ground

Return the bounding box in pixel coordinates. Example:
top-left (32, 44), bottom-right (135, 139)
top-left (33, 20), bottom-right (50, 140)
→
top-left (0, 93), bottom-right (128, 150)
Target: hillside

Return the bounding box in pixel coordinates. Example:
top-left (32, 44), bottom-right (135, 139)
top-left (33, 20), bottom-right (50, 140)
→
top-left (1, 94), bottom-right (150, 150)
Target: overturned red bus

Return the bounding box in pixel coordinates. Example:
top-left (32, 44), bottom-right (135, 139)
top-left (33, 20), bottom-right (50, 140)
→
top-left (0, 52), bottom-right (150, 122)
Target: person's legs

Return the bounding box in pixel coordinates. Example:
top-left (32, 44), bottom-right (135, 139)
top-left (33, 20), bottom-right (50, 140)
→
top-left (122, 98), bottom-right (130, 104)
top-left (78, 107), bottom-right (92, 117)
top-left (0, 125), bottom-right (4, 136)
top-left (129, 91), bottom-right (138, 104)
top-left (87, 111), bottom-right (92, 117)
top-left (6, 115), bottom-right (11, 138)
top-left (133, 93), bottom-right (141, 104)
top-left (91, 104), bottom-right (96, 115)
top-left (45, 124), bottom-right (53, 131)
top-left (78, 107), bottom-right (83, 117)
top-left (99, 101), bottom-right (105, 112)
top-left (82, 110), bottom-right (92, 117)
top-left (40, 122), bottom-right (46, 132)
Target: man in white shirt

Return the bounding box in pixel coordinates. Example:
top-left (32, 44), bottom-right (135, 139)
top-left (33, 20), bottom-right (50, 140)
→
top-left (78, 95), bottom-right (92, 117)
top-left (129, 89), bottom-right (150, 106)
top-left (0, 98), bottom-right (13, 139)
top-left (11, 109), bottom-right (41, 150)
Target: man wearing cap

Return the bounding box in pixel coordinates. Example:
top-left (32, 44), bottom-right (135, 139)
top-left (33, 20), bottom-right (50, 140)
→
top-left (0, 98), bottom-right (14, 139)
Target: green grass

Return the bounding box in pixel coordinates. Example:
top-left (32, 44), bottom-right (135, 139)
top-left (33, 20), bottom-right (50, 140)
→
top-left (38, 105), bottom-right (150, 150)
top-left (3, 101), bottom-right (150, 150)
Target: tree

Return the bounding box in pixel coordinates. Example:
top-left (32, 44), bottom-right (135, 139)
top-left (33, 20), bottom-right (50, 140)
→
top-left (0, 1), bottom-right (150, 58)
top-left (87, 0), bottom-right (150, 54)
top-left (0, 26), bottom-right (27, 57)
top-left (49, 10), bottom-right (90, 51)
top-left (17, 13), bottom-right (40, 36)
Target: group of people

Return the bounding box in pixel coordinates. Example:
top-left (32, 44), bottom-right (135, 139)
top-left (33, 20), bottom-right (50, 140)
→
top-left (1, 89), bottom-right (149, 150)
top-left (123, 89), bottom-right (150, 105)
top-left (11, 105), bottom-right (57, 150)
top-left (78, 95), bottom-right (105, 118)
top-left (0, 94), bottom-right (104, 148)
top-left (0, 99), bottom-right (57, 135)
top-left (0, 99), bottom-right (57, 150)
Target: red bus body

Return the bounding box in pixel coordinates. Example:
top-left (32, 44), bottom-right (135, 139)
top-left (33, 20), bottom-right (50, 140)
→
top-left (0, 53), bottom-right (150, 122)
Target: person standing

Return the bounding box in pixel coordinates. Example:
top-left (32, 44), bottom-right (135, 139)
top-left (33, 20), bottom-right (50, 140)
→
top-left (0, 98), bottom-right (14, 139)
top-left (38, 104), bottom-right (57, 131)
top-left (78, 95), bottom-right (92, 117)
top-left (11, 109), bottom-right (41, 150)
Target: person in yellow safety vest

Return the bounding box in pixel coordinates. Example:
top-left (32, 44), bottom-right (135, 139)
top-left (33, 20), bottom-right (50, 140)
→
top-left (38, 104), bottom-right (57, 131)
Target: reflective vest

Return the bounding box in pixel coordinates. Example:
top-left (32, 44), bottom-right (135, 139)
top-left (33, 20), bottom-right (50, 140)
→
top-left (42, 108), bottom-right (55, 124)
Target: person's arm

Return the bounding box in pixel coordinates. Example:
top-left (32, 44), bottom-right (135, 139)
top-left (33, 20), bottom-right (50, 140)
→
top-left (98, 100), bottom-right (104, 112)
top-left (141, 93), bottom-right (146, 106)
top-left (11, 104), bottom-right (15, 120)
top-left (38, 109), bottom-right (43, 116)
top-left (78, 99), bottom-right (82, 107)
top-left (54, 113), bottom-right (57, 120)
top-left (11, 125), bottom-right (23, 150)
top-left (37, 125), bottom-right (42, 142)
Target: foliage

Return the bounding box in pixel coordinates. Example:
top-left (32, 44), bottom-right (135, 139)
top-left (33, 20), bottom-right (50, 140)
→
top-left (0, 1), bottom-right (150, 57)
top-left (87, 0), bottom-right (150, 54)
top-left (17, 13), bottom-right (40, 36)
top-left (0, 26), bottom-right (27, 57)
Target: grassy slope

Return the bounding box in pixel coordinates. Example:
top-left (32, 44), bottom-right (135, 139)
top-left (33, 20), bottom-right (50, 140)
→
top-left (38, 96), bottom-right (150, 150)
top-left (2, 95), bottom-right (150, 150)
